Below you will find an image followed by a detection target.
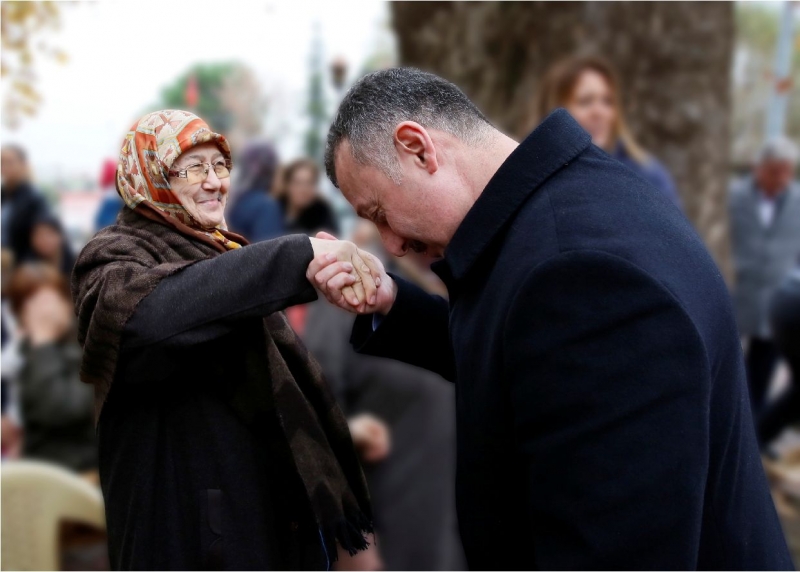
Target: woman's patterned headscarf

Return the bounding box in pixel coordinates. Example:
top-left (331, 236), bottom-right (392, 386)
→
top-left (117, 110), bottom-right (241, 250)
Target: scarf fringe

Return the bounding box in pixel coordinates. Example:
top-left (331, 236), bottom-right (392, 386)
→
top-left (320, 510), bottom-right (374, 562)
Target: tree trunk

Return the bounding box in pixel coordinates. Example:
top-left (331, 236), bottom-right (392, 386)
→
top-left (392, 1), bottom-right (734, 282)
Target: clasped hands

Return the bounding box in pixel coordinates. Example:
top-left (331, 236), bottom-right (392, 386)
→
top-left (307, 232), bottom-right (396, 315)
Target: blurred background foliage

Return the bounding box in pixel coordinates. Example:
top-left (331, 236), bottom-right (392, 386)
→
top-left (733, 2), bottom-right (800, 161)
top-left (1, 1), bottom-right (68, 130)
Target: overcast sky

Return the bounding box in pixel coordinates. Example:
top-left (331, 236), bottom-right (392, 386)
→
top-left (1, 0), bottom-right (393, 182)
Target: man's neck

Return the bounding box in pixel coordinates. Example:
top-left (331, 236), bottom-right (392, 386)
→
top-left (464, 132), bottom-right (520, 204)
top-left (438, 131), bottom-right (520, 250)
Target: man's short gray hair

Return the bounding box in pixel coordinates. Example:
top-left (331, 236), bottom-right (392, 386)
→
top-left (324, 68), bottom-right (493, 187)
top-left (757, 135), bottom-right (799, 166)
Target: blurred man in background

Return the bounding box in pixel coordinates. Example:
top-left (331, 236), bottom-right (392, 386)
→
top-left (729, 137), bottom-right (800, 420)
top-left (1, 145), bottom-right (52, 266)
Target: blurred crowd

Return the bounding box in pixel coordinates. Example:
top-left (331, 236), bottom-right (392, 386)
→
top-left (1, 54), bottom-right (800, 569)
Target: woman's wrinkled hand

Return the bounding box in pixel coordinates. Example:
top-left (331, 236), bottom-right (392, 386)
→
top-left (307, 232), bottom-right (395, 314)
top-left (348, 414), bottom-right (391, 464)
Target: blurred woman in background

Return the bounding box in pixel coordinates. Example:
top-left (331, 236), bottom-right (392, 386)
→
top-left (226, 140), bottom-right (285, 242)
top-left (535, 55), bottom-right (682, 209)
top-left (280, 158), bottom-right (339, 236)
top-left (25, 212), bottom-right (76, 277)
top-left (7, 262), bottom-right (97, 476)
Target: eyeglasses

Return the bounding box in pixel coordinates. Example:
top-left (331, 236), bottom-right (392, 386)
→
top-left (168, 160), bottom-right (231, 184)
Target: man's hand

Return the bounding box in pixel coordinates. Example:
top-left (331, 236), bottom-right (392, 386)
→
top-left (348, 414), bottom-right (391, 464)
top-left (308, 233), bottom-right (379, 311)
top-left (307, 232), bottom-right (397, 315)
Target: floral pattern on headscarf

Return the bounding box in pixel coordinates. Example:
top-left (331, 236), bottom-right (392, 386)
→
top-left (116, 109), bottom-right (241, 249)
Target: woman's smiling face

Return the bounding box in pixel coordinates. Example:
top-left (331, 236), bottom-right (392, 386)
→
top-left (169, 142), bottom-right (230, 228)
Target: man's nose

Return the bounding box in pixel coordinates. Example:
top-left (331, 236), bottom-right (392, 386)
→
top-left (379, 228), bottom-right (408, 257)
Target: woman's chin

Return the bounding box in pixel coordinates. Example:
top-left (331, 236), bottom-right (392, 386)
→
top-left (192, 203), bottom-right (225, 228)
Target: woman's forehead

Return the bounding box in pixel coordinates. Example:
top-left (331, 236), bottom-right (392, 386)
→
top-left (177, 142), bottom-right (223, 163)
top-left (291, 166), bottom-right (316, 180)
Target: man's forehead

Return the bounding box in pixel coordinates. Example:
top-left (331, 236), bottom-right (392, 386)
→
top-left (334, 144), bottom-right (375, 202)
top-left (334, 140), bottom-right (359, 179)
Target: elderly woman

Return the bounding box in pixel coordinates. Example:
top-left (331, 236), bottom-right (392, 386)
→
top-left (72, 110), bottom-right (378, 570)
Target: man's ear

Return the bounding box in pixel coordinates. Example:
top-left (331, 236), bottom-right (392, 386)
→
top-left (394, 121), bottom-right (439, 175)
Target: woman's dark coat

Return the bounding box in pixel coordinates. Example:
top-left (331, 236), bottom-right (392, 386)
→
top-left (75, 209), bottom-right (369, 570)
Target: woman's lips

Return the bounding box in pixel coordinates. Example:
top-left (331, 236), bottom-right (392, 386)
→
top-left (197, 197), bottom-right (222, 209)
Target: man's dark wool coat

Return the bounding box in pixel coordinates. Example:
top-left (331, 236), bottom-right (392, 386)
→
top-left (351, 109), bottom-right (794, 570)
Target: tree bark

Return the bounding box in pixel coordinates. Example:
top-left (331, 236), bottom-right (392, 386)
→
top-left (392, 1), bottom-right (734, 282)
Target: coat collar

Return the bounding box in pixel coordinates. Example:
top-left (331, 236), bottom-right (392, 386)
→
top-left (431, 108), bottom-right (591, 284)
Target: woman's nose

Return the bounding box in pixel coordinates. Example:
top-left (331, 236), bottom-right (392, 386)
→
top-left (201, 168), bottom-right (222, 190)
